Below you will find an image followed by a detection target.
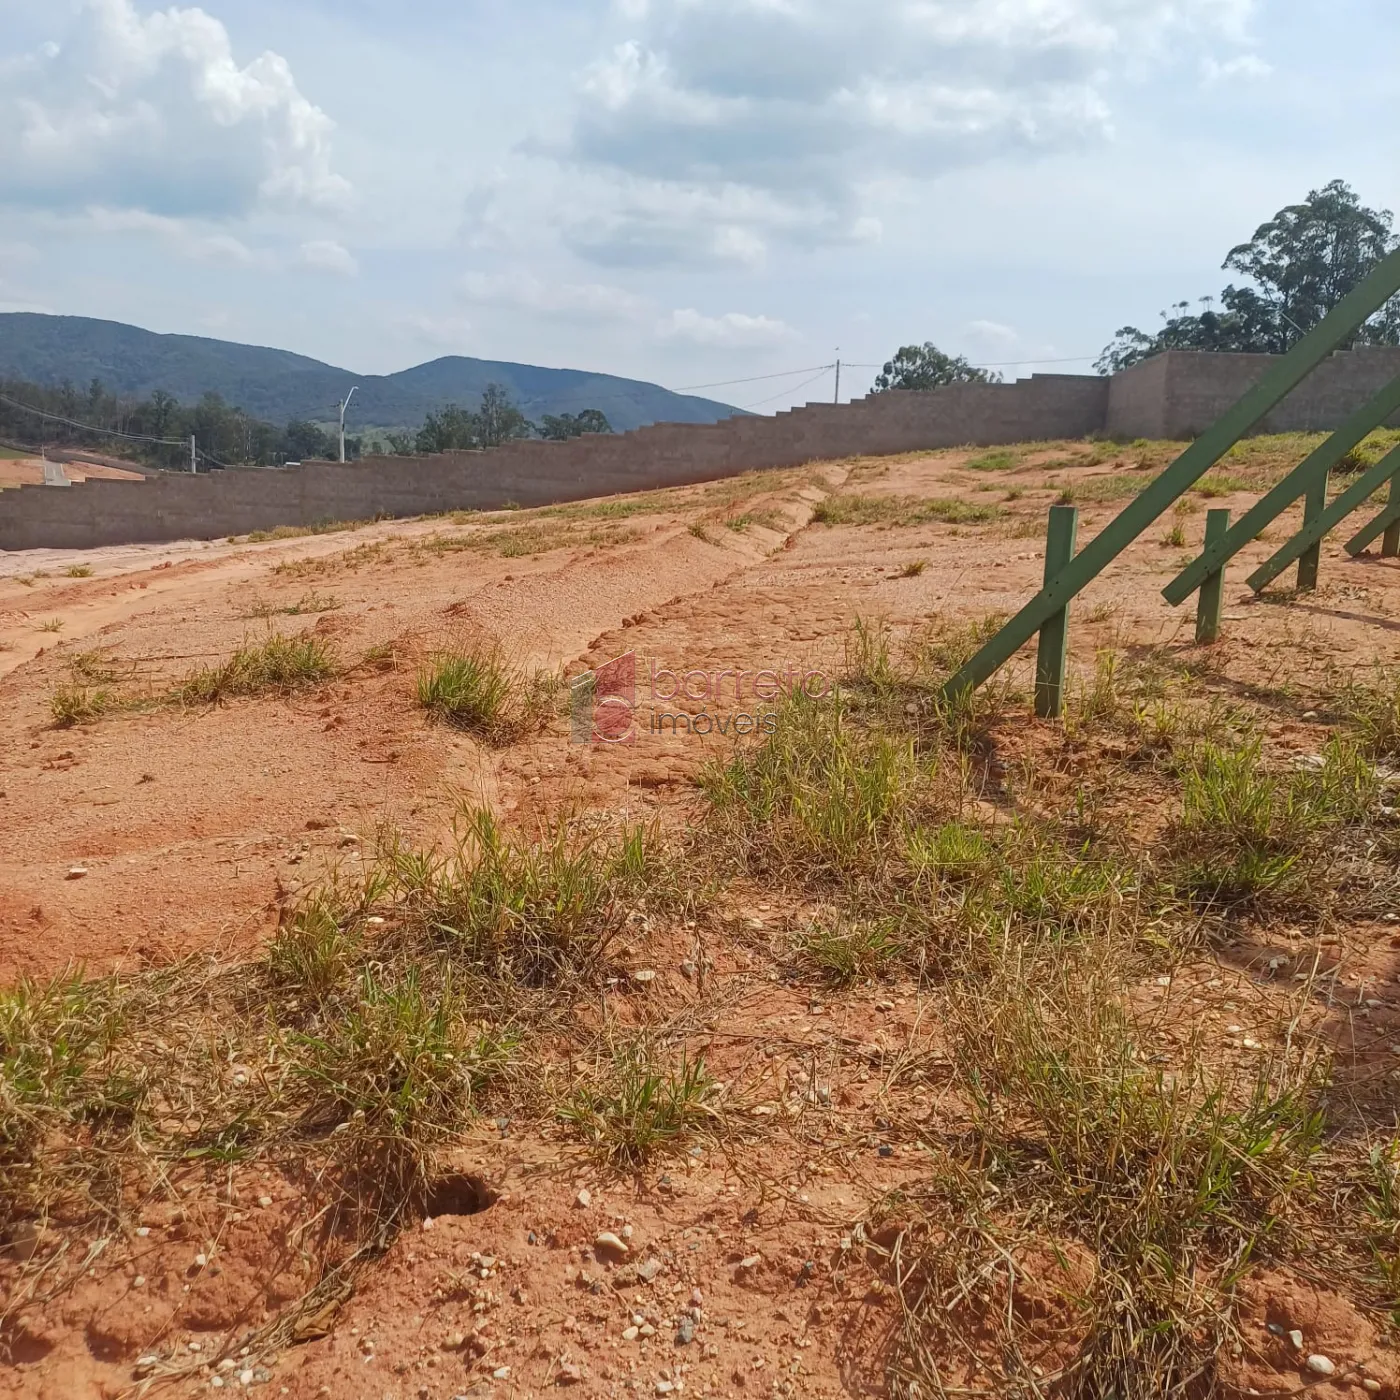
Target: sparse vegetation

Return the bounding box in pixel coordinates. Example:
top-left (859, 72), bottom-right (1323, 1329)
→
top-left (9, 434), bottom-right (1400, 1396)
top-left (560, 1046), bottom-right (718, 1165)
top-left (63, 565), bottom-right (93, 578)
top-left (415, 644), bottom-right (554, 743)
top-left (812, 494), bottom-right (1000, 526)
top-left (176, 632), bottom-right (338, 704)
top-left (50, 684), bottom-right (115, 727)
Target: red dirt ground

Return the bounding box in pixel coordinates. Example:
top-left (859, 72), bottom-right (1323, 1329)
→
top-left (3, 444), bottom-right (1400, 1399)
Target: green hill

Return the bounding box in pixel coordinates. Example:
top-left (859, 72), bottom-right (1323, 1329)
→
top-left (0, 314), bottom-right (742, 432)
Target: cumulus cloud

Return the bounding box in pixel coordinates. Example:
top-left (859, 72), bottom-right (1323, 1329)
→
top-left (659, 308), bottom-right (798, 347)
top-left (557, 0), bottom-right (1264, 265)
top-left (1201, 53), bottom-right (1273, 83)
top-left (80, 206), bottom-right (259, 264)
top-left (0, 0), bottom-right (349, 218)
top-left (298, 239), bottom-right (358, 276)
top-left (459, 269), bottom-right (649, 320)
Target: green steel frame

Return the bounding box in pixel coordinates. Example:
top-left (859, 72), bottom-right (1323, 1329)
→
top-left (1161, 374), bottom-right (1400, 604)
top-left (941, 245), bottom-right (1400, 705)
top-left (1246, 443), bottom-right (1400, 591)
top-left (1345, 470), bottom-right (1400, 557)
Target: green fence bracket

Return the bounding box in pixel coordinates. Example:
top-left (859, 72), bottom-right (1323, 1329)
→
top-left (1296, 473), bottom-right (1326, 590)
top-left (1163, 374), bottom-right (1400, 605)
top-left (1035, 505), bottom-right (1079, 719)
top-left (1345, 471), bottom-right (1400, 556)
top-left (1248, 443), bottom-right (1400, 591)
top-left (942, 245), bottom-right (1400, 702)
top-left (1195, 509), bottom-right (1230, 644)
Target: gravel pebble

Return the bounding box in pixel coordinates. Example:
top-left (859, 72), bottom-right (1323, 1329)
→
top-left (1305, 1355), bottom-right (1335, 1376)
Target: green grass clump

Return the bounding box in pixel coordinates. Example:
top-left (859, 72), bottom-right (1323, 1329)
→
top-left (1195, 473), bottom-right (1250, 498)
top-left (51, 685), bottom-right (115, 728)
top-left (812, 494), bottom-right (1001, 527)
top-left (701, 689), bottom-right (930, 879)
top-left (0, 973), bottom-right (142, 1225)
top-left (177, 633), bottom-right (337, 704)
top-left (1341, 666), bottom-right (1400, 759)
top-left (64, 565), bottom-right (93, 579)
top-left (795, 916), bottom-right (903, 985)
top-left (289, 966), bottom-right (513, 1186)
top-left (415, 644), bottom-right (553, 743)
top-left (1053, 474), bottom-right (1151, 505)
top-left (381, 809), bottom-right (666, 986)
top-left (964, 448), bottom-right (1021, 472)
top-left (888, 936), bottom-right (1324, 1400)
top-left (417, 645), bottom-right (513, 735)
top-left (560, 1048), bottom-right (717, 1165)
top-left (1163, 738), bottom-right (1375, 908)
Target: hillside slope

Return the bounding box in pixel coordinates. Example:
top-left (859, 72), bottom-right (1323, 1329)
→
top-left (0, 314), bottom-right (742, 432)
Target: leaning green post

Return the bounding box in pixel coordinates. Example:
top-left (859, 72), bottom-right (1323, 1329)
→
top-left (1196, 509), bottom-right (1230, 644)
top-left (1384, 475), bottom-right (1400, 558)
top-left (1344, 467), bottom-right (1400, 556)
top-left (1035, 505), bottom-right (1079, 719)
top-left (942, 246), bottom-right (1400, 703)
top-left (1164, 374), bottom-right (1400, 605)
top-left (1296, 474), bottom-right (1325, 590)
top-left (1251, 442), bottom-right (1400, 590)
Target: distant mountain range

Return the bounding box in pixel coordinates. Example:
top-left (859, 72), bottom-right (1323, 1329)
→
top-left (0, 314), bottom-right (743, 433)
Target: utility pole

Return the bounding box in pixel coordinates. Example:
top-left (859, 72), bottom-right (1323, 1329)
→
top-left (834, 351), bottom-right (841, 405)
top-left (190, 435), bottom-right (197, 473)
top-left (339, 386), bottom-right (359, 464)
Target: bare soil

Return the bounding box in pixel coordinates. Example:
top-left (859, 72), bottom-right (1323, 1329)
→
top-left (3, 443), bottom-right (1400, 1399)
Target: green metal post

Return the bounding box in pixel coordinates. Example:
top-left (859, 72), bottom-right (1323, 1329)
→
top-left (1250, 443), bottom-right (1400, 591)
top-left (1035, 506), bottom-right (1079, 719)
top-left (1383, 475), bottom-right (1400, 558)
top-left (1343, 471), bottom-right (1400, 555)
top-left (1196, 509), bottom-right (1230, 644)
top-left (1163, 374), bottom-right (1400, 605)
top-left (942, 246), bottom-right (1400, 702)
top-left (1296, 474), bottom-right (1325, 590)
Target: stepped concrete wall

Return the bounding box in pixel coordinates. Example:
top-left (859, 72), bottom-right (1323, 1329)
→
top-left (0, 374), bottom-right (1107, 550)
top-left (1107, 346), bottom-right (1400, 439)
top-left (4, 347), bottom-right (1400, 551)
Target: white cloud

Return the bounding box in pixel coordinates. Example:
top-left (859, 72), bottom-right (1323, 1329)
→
top-left (556, 0), bottom-right (1265, 265)
top-left (659, 308), bottom-right (798, 347)
top-left (0, 0), bottom-right (349, 218)
top-left (79, 206), bottom-right (259, 265)
top-left (1201, 54), bottom-right (1273, 83)
top-left (459, 269), bottom-right (649, 320)
top-left (393, 311), bottom-right (474, 352)
top-left (966, 319), bottom-right (1019, 349)
top-left (298, 239), bottom-right (358, 277)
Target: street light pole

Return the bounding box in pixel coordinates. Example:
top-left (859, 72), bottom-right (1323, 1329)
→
top-left (338, 386), bottom-right (359, 464)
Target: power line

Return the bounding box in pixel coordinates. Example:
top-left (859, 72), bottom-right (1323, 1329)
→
top-left (738, 366), bottom-right (834, 411)
top-left (842, 354), bottom-right (1098, 369)
top-left (673, 364), bottom-right (836, 392)
top-left (0, 391), bottom-right (189, 447)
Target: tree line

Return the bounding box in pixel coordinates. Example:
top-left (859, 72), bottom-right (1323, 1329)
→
top-left (0, 378), bottom-right (614, 470)
top-left (873, 180), bottom-right (1400, 391)
top-left (383, 387), bottom-right (612, 454)
top-left (0, 377), bottom-right (351, 469)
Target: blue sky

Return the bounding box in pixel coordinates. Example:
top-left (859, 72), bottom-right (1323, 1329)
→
top-left (0, 0), bottom-right (1395, 413)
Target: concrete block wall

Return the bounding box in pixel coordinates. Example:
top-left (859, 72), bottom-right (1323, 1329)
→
top-left (1107, 346), bottom-right (1400, 439)
top-left (0, 373), bottom-right (1109, 551)
top-left (4, 347), bottom-right (1398, 551)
